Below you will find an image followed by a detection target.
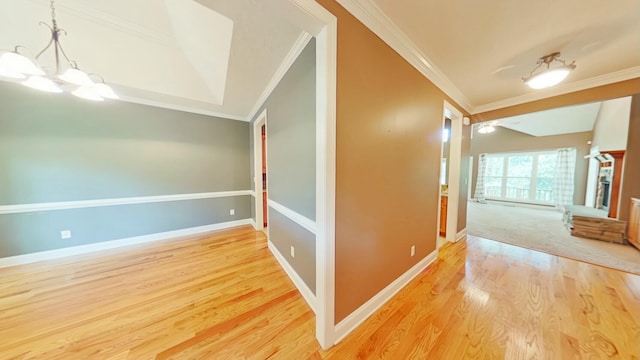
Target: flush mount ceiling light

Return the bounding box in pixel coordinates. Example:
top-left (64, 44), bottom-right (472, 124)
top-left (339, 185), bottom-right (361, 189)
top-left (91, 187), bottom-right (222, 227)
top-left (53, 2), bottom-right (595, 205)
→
top-left (0, 0), bottom-right (117, 101)
top-left (477, 123), bottom-right (495, 134)
top-left (522, 52), bottom-right (576, 89)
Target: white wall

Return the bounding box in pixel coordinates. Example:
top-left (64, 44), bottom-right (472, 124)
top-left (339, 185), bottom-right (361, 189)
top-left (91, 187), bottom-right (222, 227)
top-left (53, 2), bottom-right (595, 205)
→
top-left (592, 97), bottom-right (632, 151)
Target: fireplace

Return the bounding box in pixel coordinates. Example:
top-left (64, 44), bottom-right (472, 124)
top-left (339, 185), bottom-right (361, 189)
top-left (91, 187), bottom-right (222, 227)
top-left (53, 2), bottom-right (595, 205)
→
top-left (595, 165), bottom-right (613, 212)
top-left (598, 180), bottom-right (610, 211)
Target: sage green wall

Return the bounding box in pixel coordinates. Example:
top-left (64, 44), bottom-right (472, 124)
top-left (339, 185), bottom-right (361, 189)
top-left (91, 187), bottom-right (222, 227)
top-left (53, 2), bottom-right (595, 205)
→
top-left (0, 81), bottom-right (250, 257)
top-left (250, 39), bottom-right (316, 292)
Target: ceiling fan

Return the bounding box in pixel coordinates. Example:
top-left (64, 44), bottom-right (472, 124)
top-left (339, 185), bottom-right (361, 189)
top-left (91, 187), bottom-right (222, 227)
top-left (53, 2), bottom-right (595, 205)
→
top-left (475, 120), bottom-right (519, 134)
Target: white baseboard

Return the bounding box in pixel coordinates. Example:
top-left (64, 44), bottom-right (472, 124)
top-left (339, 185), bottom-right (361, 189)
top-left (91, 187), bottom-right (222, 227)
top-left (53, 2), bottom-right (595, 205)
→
top-left (333, 249), bottom-right (439, 344)
top-left (0, 219), bottom-right (253, 269)
top-left (456, 228), bottom-right (467, 241)
top-left (250, 219), bottom-right (258, 230)
top-left (267, 241), bottom-right (317, 314)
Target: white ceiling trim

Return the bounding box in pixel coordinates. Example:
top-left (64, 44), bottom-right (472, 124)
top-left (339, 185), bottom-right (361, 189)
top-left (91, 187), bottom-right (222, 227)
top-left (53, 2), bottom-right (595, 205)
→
top-left (336, 0), bottom-right (473, 113)
top-left (117, 93), bottom-right (247, 121)
top-left (25, 0), bottom-right (174, 46)
top-left (246, 31), bottom-right (313, 121)
top-left (473, 66), bottom-right (640, 114)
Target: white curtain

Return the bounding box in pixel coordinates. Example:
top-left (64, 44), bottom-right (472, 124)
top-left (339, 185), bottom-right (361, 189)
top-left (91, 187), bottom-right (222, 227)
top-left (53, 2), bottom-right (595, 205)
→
top-left (474, 153), bottom-right (487, 202)
top-left (553, 148), bottom-right (576, 207)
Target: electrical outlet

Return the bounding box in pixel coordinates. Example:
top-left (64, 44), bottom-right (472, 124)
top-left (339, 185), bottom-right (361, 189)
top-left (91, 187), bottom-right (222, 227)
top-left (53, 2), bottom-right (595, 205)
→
top-left (290, 246), bottom-right (295, 258)
top-left (60, 230), bottom-right (71, 239)
top-left (229, 209), bottom-right (235, 215)
top-left (410, 245), bottom-right (416, 257)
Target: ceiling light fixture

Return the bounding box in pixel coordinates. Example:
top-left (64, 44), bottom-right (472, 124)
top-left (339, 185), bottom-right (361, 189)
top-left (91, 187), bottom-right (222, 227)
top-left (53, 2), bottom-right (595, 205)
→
top-left (0, 0), bottom-right (117, 101)
top-left (477, 123), bottom-right (495, 134)
top-left (523, 52), bottom-right (576, 89)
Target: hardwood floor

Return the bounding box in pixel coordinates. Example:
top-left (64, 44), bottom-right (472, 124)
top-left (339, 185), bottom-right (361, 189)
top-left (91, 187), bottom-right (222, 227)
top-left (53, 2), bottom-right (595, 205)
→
top-left (0, 226), bottom-right (638, 359)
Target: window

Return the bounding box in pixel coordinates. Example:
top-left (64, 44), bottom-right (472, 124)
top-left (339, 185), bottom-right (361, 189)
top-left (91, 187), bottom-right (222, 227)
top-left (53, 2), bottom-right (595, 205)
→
top-left (484, 151), bottom-right (558, 204)
top-left (485, 156), bottom-right (504, 198)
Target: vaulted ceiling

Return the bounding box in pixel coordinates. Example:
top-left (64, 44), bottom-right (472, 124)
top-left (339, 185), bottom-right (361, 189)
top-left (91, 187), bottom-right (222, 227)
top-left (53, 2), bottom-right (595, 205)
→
top-left (1, 0), bottom-right (638, 120)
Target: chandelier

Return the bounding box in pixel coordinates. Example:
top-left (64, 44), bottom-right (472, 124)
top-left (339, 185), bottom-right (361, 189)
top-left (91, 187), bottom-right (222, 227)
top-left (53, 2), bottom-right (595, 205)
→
top-left (0, 0), bottom-right (117, 101)
top-left (522, 52), bottom-right (576, 90)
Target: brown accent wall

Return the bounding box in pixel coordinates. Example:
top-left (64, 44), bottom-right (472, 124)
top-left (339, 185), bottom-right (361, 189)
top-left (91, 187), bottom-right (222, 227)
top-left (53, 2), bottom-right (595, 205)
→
top-left (471, 78), bottom-right (640, 123)
top-left (469, 128), bottom-right (593, 205)
top-left (618, 94), bottom-right (640, 222)
top-left (316, 0), bottom-right (468, 323)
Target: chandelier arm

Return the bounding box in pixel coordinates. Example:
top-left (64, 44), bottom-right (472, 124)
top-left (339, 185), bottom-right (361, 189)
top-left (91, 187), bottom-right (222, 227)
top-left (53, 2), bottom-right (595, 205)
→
top-left (88, 73), bottom-right (106, 83)
top-left (54, 29), bottom-right (75, 66)
top-left (34, 22), bottom-right (55, 60)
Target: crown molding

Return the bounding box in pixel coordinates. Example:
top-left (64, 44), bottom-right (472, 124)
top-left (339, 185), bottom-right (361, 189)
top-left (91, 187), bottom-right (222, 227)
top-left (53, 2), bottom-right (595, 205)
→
top-left (26, 0), bottom-right (175, 46)
top-left (473, 66), bottom-right (640, 114)
top-left (246, 31), bottom-right (313, 122)
top-left (117, 93), bottom-right (247, 121)
top-left (336, 0), bottom-right (473, 113)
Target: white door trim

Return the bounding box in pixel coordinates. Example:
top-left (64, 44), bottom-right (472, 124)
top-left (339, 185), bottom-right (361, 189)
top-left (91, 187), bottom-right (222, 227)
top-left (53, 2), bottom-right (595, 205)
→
top-left (313, 19), bottom-right (337, 350)
top-left (253, 109), bottom-right (268, 232)
top-left (443, 101), bottom-right (464, 243)
top-left (277, 0), bottom-right (337, 350)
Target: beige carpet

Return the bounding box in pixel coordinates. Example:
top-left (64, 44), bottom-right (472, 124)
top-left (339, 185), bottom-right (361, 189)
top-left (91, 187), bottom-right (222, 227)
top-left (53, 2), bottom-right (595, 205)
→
top-left (467, 201), bottom-right (640, 275)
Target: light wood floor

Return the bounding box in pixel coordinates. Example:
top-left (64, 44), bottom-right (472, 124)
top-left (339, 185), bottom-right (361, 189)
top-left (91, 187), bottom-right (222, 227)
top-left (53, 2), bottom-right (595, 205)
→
top-left (0, 226), bottom-right (638, 359)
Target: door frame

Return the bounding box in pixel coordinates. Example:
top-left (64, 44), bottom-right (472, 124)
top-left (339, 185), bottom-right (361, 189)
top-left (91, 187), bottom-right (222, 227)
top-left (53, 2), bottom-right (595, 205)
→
top-left (253, 109), bottom-right (268, 232)
top-left (441, 100), bottom-right (464, 243)
top-left (271, 0), bottom-right (337, 349)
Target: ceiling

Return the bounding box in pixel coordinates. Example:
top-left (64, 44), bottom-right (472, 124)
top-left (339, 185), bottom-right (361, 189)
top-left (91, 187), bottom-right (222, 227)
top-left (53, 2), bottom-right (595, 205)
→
top-left (482, 101), bottom-right (602, 137)
top-left (339, 0), bottom-right (640, 113)
top-left (0, 0), bottom-right (303, 120)
top-left (1, 1), bottom-right (638, 120)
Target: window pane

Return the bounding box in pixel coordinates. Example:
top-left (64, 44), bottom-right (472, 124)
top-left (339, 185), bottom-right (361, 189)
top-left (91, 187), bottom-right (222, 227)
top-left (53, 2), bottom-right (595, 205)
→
top-left (486, 156), bottom-right (503, 176)
top-left (506, 177), bottom-right (530, 199)
top-left (507, 155), bottom-right (532, 177)
top-left (537, 154), bottom-right (557, 178)
top-left (505, 156), bottom-right (532, 200)
top-left (535, 154), bottom-right (556, 202)
top-left (536, 177), bottom-right (554, 202)
top-left (485, 176), bottom-right (502, 197)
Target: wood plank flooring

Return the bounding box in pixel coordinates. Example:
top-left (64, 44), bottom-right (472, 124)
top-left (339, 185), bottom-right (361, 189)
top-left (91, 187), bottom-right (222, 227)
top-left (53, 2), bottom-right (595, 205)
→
top-left (0, 226), bottom-right (638, 359)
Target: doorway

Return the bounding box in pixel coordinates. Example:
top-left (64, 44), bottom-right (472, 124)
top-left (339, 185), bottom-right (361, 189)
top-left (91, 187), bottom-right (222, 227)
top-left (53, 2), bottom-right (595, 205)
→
top-left (261, 124), bottom-right (268, 228)
top-left (438, 118), bottom-right (452, 246)
top-left (438, 101), bottom-right (463, 245)
top-left (253, 109), bottom-right (268, 232)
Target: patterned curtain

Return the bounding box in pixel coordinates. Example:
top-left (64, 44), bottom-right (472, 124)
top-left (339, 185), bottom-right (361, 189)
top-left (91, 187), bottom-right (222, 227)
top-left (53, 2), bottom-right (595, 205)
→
top-left (474, 153), bottom-right (488, 202)
top-left (553, 148), bottom-right (576, 207)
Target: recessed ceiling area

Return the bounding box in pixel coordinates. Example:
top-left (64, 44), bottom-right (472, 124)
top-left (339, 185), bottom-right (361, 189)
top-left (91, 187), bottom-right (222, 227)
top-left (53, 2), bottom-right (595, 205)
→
top-left (0, 0), bottom-right (304, 120)
top-left (486, 102), bottom-right (602, 137)
top-left (165, 0), bottom-right (233, 106)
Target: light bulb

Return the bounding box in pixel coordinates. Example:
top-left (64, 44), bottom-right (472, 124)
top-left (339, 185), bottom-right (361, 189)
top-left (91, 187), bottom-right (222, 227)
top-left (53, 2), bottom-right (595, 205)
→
top-left (59, 68), bottom-right (94, 86)
top-left (22, 76), bottom-right (63, 93)
top-left (525, 65), bottom-right (574, 89)
top-left (0, 51), bottom-right (45, 76)
top-left (0, 66), bottom-right (26, 79)
top-left (72, 86), bottom-right (104, 101)
top-left (93, 82), bottom-right (118, 99)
